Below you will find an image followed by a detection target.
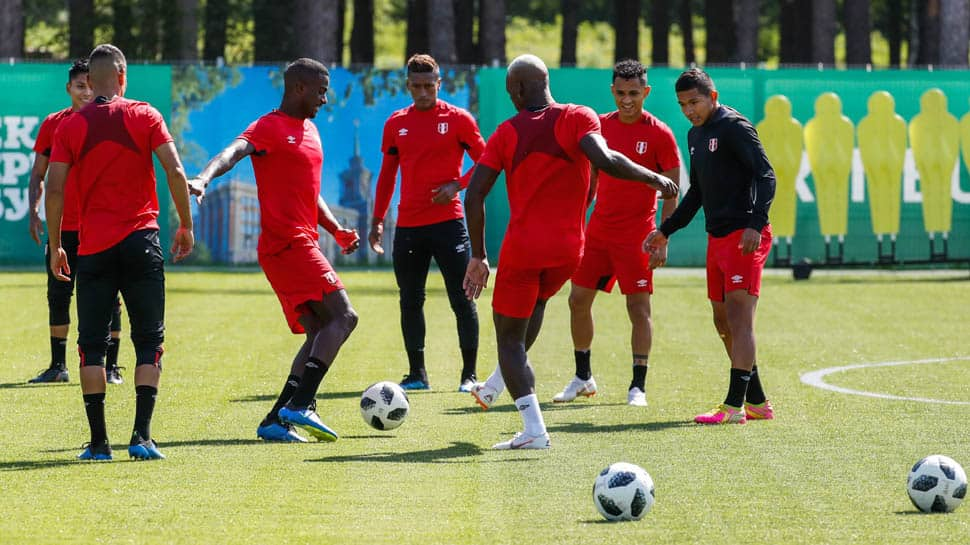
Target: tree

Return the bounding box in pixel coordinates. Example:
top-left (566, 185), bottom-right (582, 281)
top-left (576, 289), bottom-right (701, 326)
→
top-left (705, 0), bottom-right (735, 63)
top-left (112, 0), bottom-right (137, 56)
top-left (886, 0), bottom-right (904, 67)
top-left (844, 0), bottom-right (871, 65)
top-left (292, 0), bottom-right (338, 63)
top-left (912, 0), bottom-right (940, 65)
top-left (780, 0), bottom-right (812, 64)
top-left (680, 0), bottom-right (695, 64)
top-left (735, 0), bottom-right (758, 63)
top-left (254, 0), bottom-right (292, 61)
top-left (429, 0), bottom-right (457, 63)
top-left (0, 0), bottom-right (24, 58)
top-left (406, 0), bottom-right (429, 59)
top-left (351, 0), bottom-right (375, 64)
top-left (479, 0), bottom-right (505, 65)
top-left (454, 0), bottom-right (476, 63)
top-left (138, 0), bottom-right (162, 61)
top-left (812, 0), bottom-right (836, 64)
top-left (614, 0), bottom-right (640, 62)
top-left (336, 0), bottom-right (346, 64)
top-left (163, 0), bottom-right (198, 60)
top-left (651, 0), bottom-right (671, 65)
top-left (940, 0), bottom-right (969, 66)
top-left (560, 0), bottom-right (580, 66)
top-left (202, 0), bottom-right (228, 60)
top-left (69, 0), bottom-right (94, 59)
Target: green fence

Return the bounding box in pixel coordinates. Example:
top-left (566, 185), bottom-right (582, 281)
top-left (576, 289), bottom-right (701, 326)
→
top-left (478, 67), bottom-right (970, 267)
top-left (0, 63), bottom-right (172, 265)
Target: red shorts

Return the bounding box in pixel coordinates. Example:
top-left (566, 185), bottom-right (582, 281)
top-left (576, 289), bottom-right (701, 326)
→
top-left (571, 238), bottom-right (653, 295)
top-left (706, 226), bottom-right (772, 301)
top-left (493, 258), bottom-right (580, 319)
top-left (259, 239), bottom-right (345, 334)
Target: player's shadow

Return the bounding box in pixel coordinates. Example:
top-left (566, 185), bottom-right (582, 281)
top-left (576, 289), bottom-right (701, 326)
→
top-left (307, 441), bottom-right (487, 464)
top-left (0, 458), bottom-right (140, 471)
top-left (230, 390), bottom-right (363, 403)
top-left (39, 438), bottom-right (263, 454)
top-left (547, 420), bottom-right (695, 434)
top-left (440, 401), bottom-right (625, 416)
top-left (0, 382), bottom-right (74, 389)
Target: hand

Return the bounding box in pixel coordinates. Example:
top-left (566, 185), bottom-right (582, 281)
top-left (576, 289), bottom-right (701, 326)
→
top-left (368, 221), bottom-right (384, 254)
top-left (643, 230), bottom-right (668, 256)
top-left (171, 226), bottom-right (194, 262)
top-left (187, 178), bottom-right (207, 205)
top-left (463, 257), bottom-right (490, 300)
top-left (738, 227), bottom-right (761, 255)
top-left (49, 244), bottom-right (71, 282)
top-left (335, 228), bottom-right (360, 255)
top-left (647, 242), bottom-right (667, 269)
top-left (28, 211), bottom-right (43, 246)
top-left (652, 174), bottom-right (678, 200)
top-left (431, 181), bottom-right (460, 205)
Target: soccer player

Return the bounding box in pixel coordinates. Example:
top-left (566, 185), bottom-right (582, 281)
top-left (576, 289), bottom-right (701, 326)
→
top-left (26, 58), bottom-right (126, 385)
top-left (369, 54), bottom-right (484, 392)
top-left (189, 58), bottom-right (360, 444)
top-left (46, 44), bottom-right (195, 460)
top-left (462, 55), bottom-right (678, 449)
top-left (555, 59), bottom-right (681, 408)
top-left (644, 68), bottom-right (776, 425)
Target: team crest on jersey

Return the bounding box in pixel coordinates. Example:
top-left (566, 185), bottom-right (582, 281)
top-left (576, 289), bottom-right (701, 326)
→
top-left (437, 122), bottom-right (449, 134)
top-left (635, 141), bottom-right (648, 154)
top-left (708, 138), bottom-right (718, 152)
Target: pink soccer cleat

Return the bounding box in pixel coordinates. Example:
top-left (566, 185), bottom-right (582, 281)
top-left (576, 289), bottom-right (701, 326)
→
top-left (694, 404), bottom-right (746, 425)
top-left (744, 400), bottom-right (774, 420)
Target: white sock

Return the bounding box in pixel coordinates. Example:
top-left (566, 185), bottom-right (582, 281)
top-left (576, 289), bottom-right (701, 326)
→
top-left (515, 393), bottom-right (546, 436)
top-left (484, 363), bottom-right (505, 393)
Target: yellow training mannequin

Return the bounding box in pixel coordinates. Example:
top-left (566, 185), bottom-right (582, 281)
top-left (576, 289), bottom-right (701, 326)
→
top-left (756, 95), bottom-right (802, 239)
top-left (960, 97), bottom-right (970, 182)
top-left (910, 88), bottom-right (958, 234)
top-left (858, 91), bottom-right (906, 237)
top-left (805, 92), bottom-right (854, 238)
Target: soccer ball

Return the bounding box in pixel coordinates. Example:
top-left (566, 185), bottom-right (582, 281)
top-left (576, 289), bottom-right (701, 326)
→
top-left (360, 381), bottom-right (409, 431)
top-left (592, 462), bottom-right (655, 521)
top-left (907, 455), bottom-right (968, 513)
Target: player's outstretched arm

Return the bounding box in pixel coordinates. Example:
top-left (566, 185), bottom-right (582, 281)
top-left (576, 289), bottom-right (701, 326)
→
top-left (27, 154), bottom-right (50, 246)
top-left (579, 133), bottom-right (678, 199)
top-left (462, 163), bottom-right (500, 300)
top-left (44, 161), bottom-right (71, 281)
top-left (369, 152), bottom-right (400, 254)
top-left (318, 196), bottom-right (360, 255)
top-left (188, 139), bottom-right (256, 204)
top-left (155, 142), bottom-right (195, 262)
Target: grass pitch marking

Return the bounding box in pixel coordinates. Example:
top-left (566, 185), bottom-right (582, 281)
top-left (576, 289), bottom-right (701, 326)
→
top-left (800, 357), bottom-right (970, 405)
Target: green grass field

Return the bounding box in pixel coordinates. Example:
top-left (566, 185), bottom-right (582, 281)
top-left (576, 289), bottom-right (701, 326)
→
top-left (2, 269), bottom-right (969, 544)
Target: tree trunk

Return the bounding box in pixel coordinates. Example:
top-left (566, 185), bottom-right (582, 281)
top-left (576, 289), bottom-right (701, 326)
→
top-left (780, 0), bottom-right (812, 64)
top-left (292, 0), bottom-right (338, 63)
top-left (812, 0), bottom-right (836, 64)
top-left (429, 0), bottom-right (457, 63)
top-left (351, 0), bottom-right (375, 64)
top-left (112, 0), bottom-right (136, 56)
top-left (254, 0), bottom-right (293, 62)
top-left (614, 0), bottom-right (640, 62)
top-left (734, 0), bottom-right (758, 63)
top-left (138, 0), bottom-right (162, 61)
top-left (0, 0), bottom-right (24, 57)
top-left (913, 0), bottom-right (941, 65)
top-left (203, 0), bottom-right (228, 60)
top-left (652, 0), bottom-right (670, 65)
top-left (680, 0), bottom-right (695, 64)
top-left (940, 0), bottom-right (969, 66)
top-left (69, 0), bottom-right (95, 59)
top-left (704, 0), bottom-right (735, 63)
top-left (479, 0), bottom-right (505, 65)
top-left (454, 0), bottom-right (476, 64)
top-left (887, 0), bottom-right (902, 67)
top-left (560, 0), bottom-right (579, 66)
top-left (844, 0), bottom-right (871, 65)
top-left (406, 0), bottom-right (429, 59)
top-left (163, 0), bottom-right (198, 61)
top-left (336, 0), bottom-right (346, 65)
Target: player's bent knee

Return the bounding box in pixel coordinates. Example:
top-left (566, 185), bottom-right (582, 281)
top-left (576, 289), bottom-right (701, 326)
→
top-left (134, 346), bottom-right (164, 369)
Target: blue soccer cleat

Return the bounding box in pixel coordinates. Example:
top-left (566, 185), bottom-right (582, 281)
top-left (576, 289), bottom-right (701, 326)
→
top-left (128, 436), bottom-right (166, 460)
top-left (278, 405), bottom-right (338, 442)
top-left (257, 421), bottom-right (308, 443)
top-left (77, 441), bottom-right (113, 461)
top-left (399, 374), bottom-right (431, 391)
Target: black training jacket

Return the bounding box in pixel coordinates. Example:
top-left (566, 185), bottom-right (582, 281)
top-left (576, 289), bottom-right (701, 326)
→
top-left (659, 105), bottom-right (775, 238)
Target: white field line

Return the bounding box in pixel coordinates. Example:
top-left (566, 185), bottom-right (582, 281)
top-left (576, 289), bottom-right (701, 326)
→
top-left (800, 357), bottom-right (970, 405)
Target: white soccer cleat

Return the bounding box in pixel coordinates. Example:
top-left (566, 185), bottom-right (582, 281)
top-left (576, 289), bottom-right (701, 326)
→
top-left (552, 375), bottom-right (598, 402)
top-left (471, 382), bottom-right (500, 410)
top-left (627, 387), bottom-right (647, 407)
top-left (491, 431), bottom-right (551, 450)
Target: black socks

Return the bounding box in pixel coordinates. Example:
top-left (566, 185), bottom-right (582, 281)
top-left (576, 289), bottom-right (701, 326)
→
top-left (574, 350), bottom-right (591, 380)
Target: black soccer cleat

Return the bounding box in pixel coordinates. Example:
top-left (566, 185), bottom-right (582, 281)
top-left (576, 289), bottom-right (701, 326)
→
top-left (28, 366), bottom-right (69, 383)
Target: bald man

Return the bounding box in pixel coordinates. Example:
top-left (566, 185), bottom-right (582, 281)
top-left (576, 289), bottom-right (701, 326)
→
top-left (190, 58), bottom-right (360, 445)
top-left (462, 54), bottom-right (677, 450)
top-left (47, 43), bottom-right (195, 461)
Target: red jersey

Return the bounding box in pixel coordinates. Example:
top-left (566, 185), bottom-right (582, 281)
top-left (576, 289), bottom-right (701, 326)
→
top-left (586, 111), bottom-right (680, 244)
top-left (34, 108), bottom-right (82, 231)
top-left (50, 97), bottom-right (172, 255)
top-left (477, 103), bottom-right (600, 267)
top-left (375, 100), bottom-right (485, 227)
top-left (239, 110), bottom-right (323, 256)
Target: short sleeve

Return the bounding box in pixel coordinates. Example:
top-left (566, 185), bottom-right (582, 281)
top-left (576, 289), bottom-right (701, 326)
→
top-left (33, 115), bottom-right (55, 155)
top-left (654, 123), bottom-right (681, 172)
top-left (478, 123), bottom-right (509, 172)
top-left (381, 116), bottom-right (398, 154)
top-left (571, 105), bottom-right (601, 145)
top-left (49, 118), bottom-right (77, 165)
top-left (144, 106), bottom-right (174, 150)
top-left (240, 117), bottom-right (271, 154)
top-left (458, 109), bottom-right (486, 156)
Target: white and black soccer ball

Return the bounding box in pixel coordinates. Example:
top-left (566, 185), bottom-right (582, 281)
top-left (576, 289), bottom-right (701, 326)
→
top-left (592, 462), bottom-right (655, 521)
top-left (360, 381), bottom-right (410, 431)
top-left (907, 455), bottom-right (968, 513)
